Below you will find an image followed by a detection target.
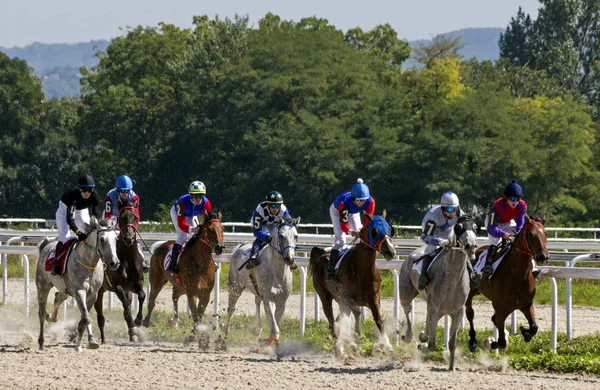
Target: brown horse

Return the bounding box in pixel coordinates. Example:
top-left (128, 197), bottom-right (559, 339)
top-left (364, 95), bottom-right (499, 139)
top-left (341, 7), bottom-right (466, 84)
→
top-left (309, 213), bottom-right (396, 350)
top-left (142, 210), bottom-right (224, 333)
top-left (94, 204), bottom-right (146, 343)
top-left (465, 214), bottom-right (548, 352)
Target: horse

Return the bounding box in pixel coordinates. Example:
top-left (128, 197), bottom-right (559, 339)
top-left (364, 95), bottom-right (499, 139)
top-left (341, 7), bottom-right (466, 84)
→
top-left (94, 204), bottom-right (146, 343)
top-left (143, 210), bottom-right (224, 333)
top-left (222, 216), bottom-right (300, 347)
top-left (465, 214), bottom-right (549, 352)
top-left (309, 212), bottom-right (396, 350)
top-left (399, 214), bottom-right (480, 371)
top-left (36, 216), bottom-right (120, 351)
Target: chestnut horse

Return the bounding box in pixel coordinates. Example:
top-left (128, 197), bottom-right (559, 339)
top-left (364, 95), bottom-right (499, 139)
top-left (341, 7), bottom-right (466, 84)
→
top-left (466, 214), bottom-right (548, 352)
top-left (143, 210), bottom-right (224, 333)
top-left (94, 204), bottom-right (146, 343)
top-left (309, 213), bottom-right (396, 350)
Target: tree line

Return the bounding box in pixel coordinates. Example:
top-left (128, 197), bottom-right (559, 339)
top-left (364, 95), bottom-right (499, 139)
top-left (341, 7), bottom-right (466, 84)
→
top-left (1, 3), bottom-right (600, 227)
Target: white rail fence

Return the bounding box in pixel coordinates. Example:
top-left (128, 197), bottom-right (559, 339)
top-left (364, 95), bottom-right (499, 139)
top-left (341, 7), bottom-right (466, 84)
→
top-left (2, 230), bottom-right (600, 352)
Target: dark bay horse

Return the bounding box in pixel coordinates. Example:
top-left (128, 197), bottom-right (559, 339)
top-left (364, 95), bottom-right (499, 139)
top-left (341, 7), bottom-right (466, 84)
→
top-left (94, 204), bottom-right (146, 343)
top-left (466, 214), bottom-right (548, 352)
top-left (400, 214), bottom-right (480, 371)
top-left (309, 213), bottom-right (396, 351)
top-left (143, 210), bottom-right (224, 333)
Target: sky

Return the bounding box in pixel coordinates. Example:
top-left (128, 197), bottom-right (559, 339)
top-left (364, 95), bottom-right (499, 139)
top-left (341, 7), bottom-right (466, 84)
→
top-left (1, 0), bottom-right (541, 48)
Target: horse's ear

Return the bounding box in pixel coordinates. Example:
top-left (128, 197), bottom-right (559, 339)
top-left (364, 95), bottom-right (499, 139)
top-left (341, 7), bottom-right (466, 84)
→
top-left (292, 216), bottom-right (301, 225)
top-left (541, 214), bottom-right (547, 225)
top-left (474, 223), bottom-right (481, 235)
top-left (217, 209), bottom-right (223, 221)
top-left (382, 209), bottom-right (387, 220)
top-left (389, 225), bottom-right (395, 237)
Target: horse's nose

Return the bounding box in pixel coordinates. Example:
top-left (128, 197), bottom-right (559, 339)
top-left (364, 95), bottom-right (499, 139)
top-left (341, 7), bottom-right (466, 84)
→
top-left (108, 259), bottom-right (119, 270)
top-left (124, 237), bottom-right (134, 246)
top-left (215, 245), bottom-right (223, 255)
top-left (536, 253), bottom-right (548, 264)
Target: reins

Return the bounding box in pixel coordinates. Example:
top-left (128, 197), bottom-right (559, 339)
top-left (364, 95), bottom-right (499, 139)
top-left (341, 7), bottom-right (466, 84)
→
top-left (269, 223), bottom-right (297, 256)
top-left (513, 221), bottom-right (544, 258)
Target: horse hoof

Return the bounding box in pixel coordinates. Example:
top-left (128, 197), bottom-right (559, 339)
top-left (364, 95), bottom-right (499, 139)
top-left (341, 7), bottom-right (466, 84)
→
top-left (134, 319), bottom-right (142, 327)
top-left (401, 335), bottom-right (412, 344)
top-left (418, 332), bottom-right (428, 343)
top-left (490, 341), bottom-right (499, 350)
top-left (167, 319), bottom-right (178, 328)
top-left (129, 335), bottom-right (138, 343)
top-left (76, 346), bottom-right (83, 353)
top-left (468, 342), bottom-right (478, 353)
top-left (417, 343), bottom-right (429, 352)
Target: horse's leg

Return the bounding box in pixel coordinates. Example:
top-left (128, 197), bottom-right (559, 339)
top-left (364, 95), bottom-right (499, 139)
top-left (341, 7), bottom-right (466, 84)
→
top-left (400, 282), bottom-right (418, 343)
top-left (85, 292), bottom-right (101, 349)
top-left (351, 307), bottom-right (361, 342)
top-left (274, 295), bottom-right (287, 337)
top-left (519, 301), bottom-right (538, 342)
top-left (223, 282), bottom-right (245, 335)
top-left (262, 298), bottom-right (279, 345)
top-left (254, 295), bottom-right (263, 337)
top-left (142, 279), bottom-right (166, 327)
top-left (73, 289), bottom-right (96, 351)
top-left (168, 288), bottom-right (183, 328)
top-left (491, 311), bottom-right (509, 351)
top-left (317, 290), bottom-right (336, 339)
top-left (36, 282), bottom-right (52, 350)
top-left (448, 306), bottom-right (465, 371)
top-left (49, 291), bottom-right (69, 322)
top-left (424, 306), bottom-right (440, 352)
top-left (134, 280), bottom-right (146, 327)
top-left (465, 293), bottom-right (478, 352)
top-left (187, 292), bottom-right (200, 330)
top-left (94, 288), bottom-right (106, 344)
top-left (367, 297), bottom-right (390, 347)
top-left (114, 285), bottom-right (137, 342)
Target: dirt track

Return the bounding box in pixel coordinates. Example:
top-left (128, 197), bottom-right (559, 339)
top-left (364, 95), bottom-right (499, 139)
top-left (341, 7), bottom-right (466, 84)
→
top-left (2, 279), bottom-right (600, 389)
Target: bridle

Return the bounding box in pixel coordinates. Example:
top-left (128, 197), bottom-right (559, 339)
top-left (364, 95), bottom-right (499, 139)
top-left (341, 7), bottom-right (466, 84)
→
top-left (513, 221), bottom-right (545, 258)
top-left (197, 218), bottom-right (222, 248)
top-left (269, 222), bottom-right (297, 256)
top-left (118, 206), bottom-right (139, 236)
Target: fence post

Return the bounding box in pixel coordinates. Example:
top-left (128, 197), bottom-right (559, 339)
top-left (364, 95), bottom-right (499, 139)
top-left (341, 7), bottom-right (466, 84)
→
top-left (300, 266), bottom-right (307, 336)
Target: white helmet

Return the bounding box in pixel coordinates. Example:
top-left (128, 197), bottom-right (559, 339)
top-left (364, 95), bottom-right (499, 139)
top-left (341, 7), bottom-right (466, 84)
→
top-left (440, 192), bottom-right (459, 207)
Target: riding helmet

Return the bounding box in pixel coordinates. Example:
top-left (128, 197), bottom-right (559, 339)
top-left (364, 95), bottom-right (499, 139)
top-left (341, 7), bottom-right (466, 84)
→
top-left (77, 174), bottom-right (96, 189)
top-left (351, 178), bottom-right (370, 200)
top-left (440, 192), bottom-right (459, 207)
top-left (265, 191), bottom-right (284, 204)
top-left (115, 175), bottom-right (133, 191)
top-left (188, 181), bottom-right (206, 195)
top-left (504, 180), bottom-right (523, 198)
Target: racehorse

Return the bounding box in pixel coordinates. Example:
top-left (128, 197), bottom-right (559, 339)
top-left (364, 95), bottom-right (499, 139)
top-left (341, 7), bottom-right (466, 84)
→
top-left (399, 214), bottom-right (480, 370)
top-left (466, 214), bottom-right (548, 352)
top-left (36, 217), bottom-right (120, 351)
top-left (94, 204), bottom-right (146, 343)
top-left (222, 217), bottom-right (300, 347)
top-left (309, 212), bottom-right (396, 350)
top-left (143, 210), bottom-right (224, 333)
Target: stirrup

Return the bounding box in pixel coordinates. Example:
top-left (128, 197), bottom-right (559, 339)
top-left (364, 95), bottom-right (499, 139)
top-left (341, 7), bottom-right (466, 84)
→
top-left (481, 265), bottom-right (493, 279)
top-left (245, 257), bottom-right (259, 270)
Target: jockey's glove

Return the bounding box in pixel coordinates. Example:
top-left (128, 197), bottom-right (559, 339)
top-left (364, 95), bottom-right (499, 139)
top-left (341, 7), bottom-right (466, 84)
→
top-left (437, 238), bottom-right (450, 248)
top-left (76, 232), bottom-right (88, 241)
top-left (348, 230), bottom-right (360, 238)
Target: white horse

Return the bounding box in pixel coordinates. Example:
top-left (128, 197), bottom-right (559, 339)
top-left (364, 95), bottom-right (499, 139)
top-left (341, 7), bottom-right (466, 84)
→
top-left (223, 217), bottom-right (300, 346)
top-left (399, 214), bottom-right (479, 370)
top-left (36, 216), bottom-right (120, 351)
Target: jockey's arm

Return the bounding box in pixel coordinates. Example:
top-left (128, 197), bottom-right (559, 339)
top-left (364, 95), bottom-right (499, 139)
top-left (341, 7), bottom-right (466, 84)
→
top-left (103, 195), bottom-right (114, 220)
top-left (337, 203), bottom-right (350, 234)
top-left (90, 192), bottom-right (102, 218)
top-left (175, 201), bottom-right (193, 233)
top-left (486, 209), bottom-right (506, 238)
top-left (514, 205), bottom-right (527, 232)
top-left (130, 194), bottom-right (141, 220)
top-left (251, 211), bottom-right (270, 241)
top-left (203, 199), bottom-right (213, 214)
top-left (66, 204), bottom-right (79, 233)
top-left (362, 198), bottom-right (376, 227)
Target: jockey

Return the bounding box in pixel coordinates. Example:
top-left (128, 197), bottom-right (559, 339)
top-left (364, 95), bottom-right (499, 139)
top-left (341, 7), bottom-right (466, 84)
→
top-left (482, 180), bottom-right (528, 278)
top-left (52, 174), bottom-right (102, 275)
top-left (167, 181), bottom-right (212, 274)
top-left (245, 191), bottom-right (292, 270)
top-left (327, 178), bottom-right (375, 282)
top-left (418, 192), bottom-right (479, 289)
top-left (103, 175), bottom-right (140, 221)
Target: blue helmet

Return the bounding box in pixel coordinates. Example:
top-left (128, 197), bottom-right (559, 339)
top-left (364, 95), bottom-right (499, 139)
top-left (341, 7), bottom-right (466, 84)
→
top-left (266, 191), bottom-right (284, 204)
top-left (504, 180), bottom-right (523, 198)
top-left (351, 178), bottom-right (370, 200)
top-left (115, 175), bottom-right (133, 192)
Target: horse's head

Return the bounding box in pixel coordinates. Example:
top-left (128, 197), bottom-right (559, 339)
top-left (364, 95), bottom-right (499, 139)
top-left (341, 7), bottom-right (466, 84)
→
top-left (84, 216), bottom-right (120, 271)
top-left (518, 214), bottom-right (549, 266)
top-left (363, 212), bottom-right (396, 260)
top-left (200, 210), bottom-right (224, 255)
top-left (118, 204), bottom-right (139, 247)
top-left (453, 215), bottom-right (480, 258)
top-left (274, 216), bottom-right (300, 267)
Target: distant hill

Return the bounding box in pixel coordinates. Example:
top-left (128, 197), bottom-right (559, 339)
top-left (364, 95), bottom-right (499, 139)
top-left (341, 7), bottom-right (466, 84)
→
top-left (0, 27), bottom-right (504, 98)
top-left (406, 27), bottom-right (503, 68)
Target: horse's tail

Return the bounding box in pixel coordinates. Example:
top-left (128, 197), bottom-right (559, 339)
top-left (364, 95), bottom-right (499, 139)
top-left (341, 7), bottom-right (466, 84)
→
top-left (308, 246), bottom-right (326, 276)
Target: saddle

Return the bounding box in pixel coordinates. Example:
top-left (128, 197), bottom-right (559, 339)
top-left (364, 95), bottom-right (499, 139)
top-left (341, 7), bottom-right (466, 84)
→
top-left (44, 238), bottom-right (77, 273)
top-left (163, 245), bottom-right (186, 291)
top-left (328, 245), bottom-right (353, 270)
top-left (411, 247), bottom-right (444, 274)
top-left (474, 242), bottom-right (513, 276)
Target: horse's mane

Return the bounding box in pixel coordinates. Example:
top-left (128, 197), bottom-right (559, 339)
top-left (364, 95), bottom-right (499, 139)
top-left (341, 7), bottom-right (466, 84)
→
top-left (98, 219), bottom-right (111, 228)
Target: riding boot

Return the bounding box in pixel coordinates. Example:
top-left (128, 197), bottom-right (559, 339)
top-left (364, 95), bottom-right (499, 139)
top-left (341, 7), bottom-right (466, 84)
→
top-left (51, 241), bottom-right (64, 276)
top-left (245, 246), bottom-right (261, 270)
top-left (417, 254), bottom-right (433, 290)
top-left (466, 258), bottom-right (480, 289)
top-left (326, 249), bottom-right (340, 282)
top-left (481, 245), bottom-right (497, 279)
top-left (167, 243), bottom-right (182, 274)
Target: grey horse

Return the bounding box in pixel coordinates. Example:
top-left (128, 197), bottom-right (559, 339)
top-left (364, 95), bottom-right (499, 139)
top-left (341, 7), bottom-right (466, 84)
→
top-left (399, 214), bottom-right (479, 370)
top-left (223, 217), bottom-right (300, 346)
top-left (36, 217), bottom-right (120, 351)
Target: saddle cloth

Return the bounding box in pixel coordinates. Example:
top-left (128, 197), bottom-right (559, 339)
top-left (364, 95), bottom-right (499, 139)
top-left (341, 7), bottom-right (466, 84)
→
top-left (328, 245), bottom-right (352, 270)
top-left (473, 247), bottom-right (509, 277)
top-left (163, 244), bottom-right (185, 271)
top-left (44, 238), bottom-right (77, 273)
top-left (411, 248), bottom-right (443, 275)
